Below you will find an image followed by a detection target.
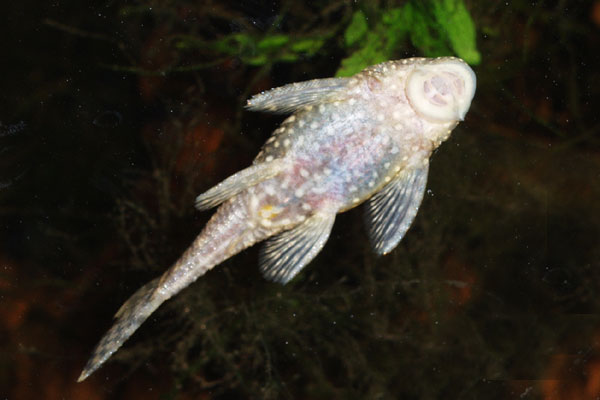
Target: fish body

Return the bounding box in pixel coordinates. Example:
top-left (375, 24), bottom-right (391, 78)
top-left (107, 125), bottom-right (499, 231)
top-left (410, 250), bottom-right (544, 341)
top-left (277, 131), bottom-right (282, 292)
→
top-left (78, 57), bottom-right (476, 381)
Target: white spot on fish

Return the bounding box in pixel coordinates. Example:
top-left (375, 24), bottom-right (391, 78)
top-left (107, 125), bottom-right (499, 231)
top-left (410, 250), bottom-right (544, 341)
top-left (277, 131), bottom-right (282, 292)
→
top-left (265, 155), bottom-right (274, 162)
top-left (300, 168), bottom-right (309, 178)
top-left (280, 218), bottom-right (291, 226)
top-left (311, 185), bottom-right (328, 194)
top-left (265, 185), bottom-right (276, 196)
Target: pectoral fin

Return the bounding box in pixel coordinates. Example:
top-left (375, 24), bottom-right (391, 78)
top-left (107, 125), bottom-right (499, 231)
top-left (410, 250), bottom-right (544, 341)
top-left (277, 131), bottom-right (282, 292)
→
top-left (195, 160), bottom-right (283, 210)
top-left (245, 78), bottom-right (350, 114)
top-left (365, 165), bottom-right (429, 255)
top-left (260, 212), bottom-right (336, 284)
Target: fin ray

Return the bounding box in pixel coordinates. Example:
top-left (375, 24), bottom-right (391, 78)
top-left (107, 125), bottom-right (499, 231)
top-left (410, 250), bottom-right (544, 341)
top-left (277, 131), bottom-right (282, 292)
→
top-left (260, 213), bottom-right (336, 283)
top-left (246, 78), bottom-right (350, 114)
top-left (77, 278), bottom-right (163, 382)
top-left (195, 160), bottom-right (283, 210)
top-left (365, 165), bottom-right (428, 255)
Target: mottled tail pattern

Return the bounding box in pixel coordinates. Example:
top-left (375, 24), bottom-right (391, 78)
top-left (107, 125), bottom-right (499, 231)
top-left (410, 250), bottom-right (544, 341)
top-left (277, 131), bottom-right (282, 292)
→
top-left (77, 278), bottom-right (161, 381)
top-left (78, 194), bottom-right (273, 381)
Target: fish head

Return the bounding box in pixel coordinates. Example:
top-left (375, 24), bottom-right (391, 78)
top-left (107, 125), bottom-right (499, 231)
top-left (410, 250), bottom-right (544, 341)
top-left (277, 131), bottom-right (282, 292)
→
top-left (405, 57), bottom-right (476, 123)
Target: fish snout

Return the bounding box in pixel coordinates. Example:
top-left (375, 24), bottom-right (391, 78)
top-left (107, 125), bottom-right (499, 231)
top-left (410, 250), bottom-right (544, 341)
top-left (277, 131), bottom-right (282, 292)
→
top-left (406, 58), bottom-right (476, 122)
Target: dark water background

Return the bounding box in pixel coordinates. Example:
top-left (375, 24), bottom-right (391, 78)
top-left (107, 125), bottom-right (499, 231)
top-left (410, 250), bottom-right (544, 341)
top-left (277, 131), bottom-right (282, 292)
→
top-left (1, 1), bottom-right (599, 399)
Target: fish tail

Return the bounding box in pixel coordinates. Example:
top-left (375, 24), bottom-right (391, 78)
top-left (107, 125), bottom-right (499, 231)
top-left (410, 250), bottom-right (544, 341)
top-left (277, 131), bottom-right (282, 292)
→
top-left (77, 277), bottom-right (162, 382)
top-left (78, 193), bottom-right (273, 381)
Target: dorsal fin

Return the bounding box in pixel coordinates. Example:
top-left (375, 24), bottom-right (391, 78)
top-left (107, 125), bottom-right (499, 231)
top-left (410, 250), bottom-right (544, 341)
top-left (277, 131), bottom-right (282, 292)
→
top-left (195, 159), bottom-right (284, 210)
top-left (245, 77), bottom-right (350, 114)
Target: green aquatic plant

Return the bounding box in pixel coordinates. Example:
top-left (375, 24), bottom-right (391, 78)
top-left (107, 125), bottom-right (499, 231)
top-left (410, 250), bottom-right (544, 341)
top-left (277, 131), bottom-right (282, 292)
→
top-left (337, 0), bottom-right (481, 77)
top-left (175, 32), bottom-right (325, 67)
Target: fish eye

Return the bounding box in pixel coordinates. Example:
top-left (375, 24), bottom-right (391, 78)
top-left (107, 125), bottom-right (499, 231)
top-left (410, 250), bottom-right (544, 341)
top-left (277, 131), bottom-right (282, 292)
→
top-left (405, 59), bottom-right (476, 122)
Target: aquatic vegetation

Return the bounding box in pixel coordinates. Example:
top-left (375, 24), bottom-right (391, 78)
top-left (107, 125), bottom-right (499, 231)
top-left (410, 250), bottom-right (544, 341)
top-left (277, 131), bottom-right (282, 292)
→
top-left (338, 0), bottom-right (481, 77)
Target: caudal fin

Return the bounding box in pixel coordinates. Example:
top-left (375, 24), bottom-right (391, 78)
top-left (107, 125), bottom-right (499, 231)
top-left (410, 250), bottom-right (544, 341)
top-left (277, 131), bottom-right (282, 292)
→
top-left (78, 191), bottom-right (272, 381)
top-left (77, 277), bottom-right (162, 382)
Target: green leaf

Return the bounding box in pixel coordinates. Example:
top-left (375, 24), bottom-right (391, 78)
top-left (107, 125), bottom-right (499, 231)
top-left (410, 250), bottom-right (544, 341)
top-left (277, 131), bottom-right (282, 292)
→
top-left (381, 6), bottom-right (412, 34)
top-left (336, 32), bottom-right (387, 77)
top-left (257, 34), bottom-right (289, 50)
top-left (407, 4), bottom-right (450, 57)
top-left (244, 54), bottom-right (268, 66)
top-left (290, 38), bottom-right (324, 55)
top-left (213, 33), bottom-right (255, 55)
top-left (381, 6), bottom-right (412, 53)
top-left (345, 10), bottom-right (368, 47)
top-left (278, 52), bottom-right (299, 63)
top-left (432, 0), bottom-right (481, 64)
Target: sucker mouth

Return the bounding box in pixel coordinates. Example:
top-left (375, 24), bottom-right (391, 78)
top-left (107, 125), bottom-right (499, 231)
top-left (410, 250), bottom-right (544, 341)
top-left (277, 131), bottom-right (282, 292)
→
top-left (405, 59), bottom-right (476, 123)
